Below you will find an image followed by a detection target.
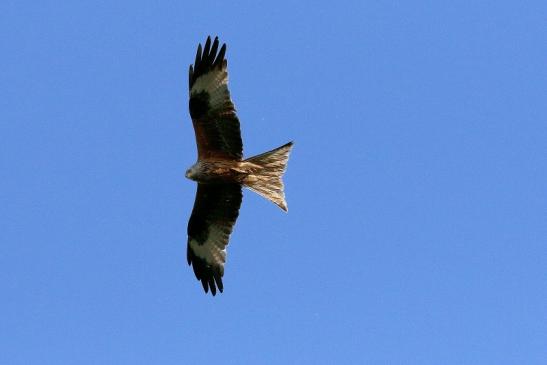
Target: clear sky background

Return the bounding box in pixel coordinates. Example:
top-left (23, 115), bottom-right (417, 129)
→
top-left (1, 1), bottom-right (546, 364)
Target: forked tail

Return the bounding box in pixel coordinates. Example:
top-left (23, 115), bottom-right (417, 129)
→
top-left (243, 142), bottom-right (294, 211)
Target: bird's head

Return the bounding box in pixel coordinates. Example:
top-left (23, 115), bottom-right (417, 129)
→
top-left (185, 165), bottom-right (198, 181)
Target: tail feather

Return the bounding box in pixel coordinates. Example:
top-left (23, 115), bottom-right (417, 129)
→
top-left (243, 142), bottom-right (293, 211)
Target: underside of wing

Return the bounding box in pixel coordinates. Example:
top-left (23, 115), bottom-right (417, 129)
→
top-left (189, 36), bottom-right (243, 160)
top-left (187, 183), bottom-right (242, 295)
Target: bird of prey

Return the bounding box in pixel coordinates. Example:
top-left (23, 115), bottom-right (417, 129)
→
top-left (185, 36), bottom-right (293, 295)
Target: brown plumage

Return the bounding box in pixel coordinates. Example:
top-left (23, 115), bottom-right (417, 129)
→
top-left (185, 36), bottom-right (293, 295)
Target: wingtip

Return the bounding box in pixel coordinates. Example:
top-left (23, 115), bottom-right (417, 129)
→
top-left (215, 43), bottom-right (227, 68)
top-left (209, 279), bottom-right (217, 296)
top-left (195, 43), bottom-right (202, 65)
top-left (203, 37), bottom-right (212, 58)
top-left (202, 278), bottom-right (221, 296)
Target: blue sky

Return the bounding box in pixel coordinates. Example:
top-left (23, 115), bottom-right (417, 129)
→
top-left (1, 1), bottom-right (546, 364)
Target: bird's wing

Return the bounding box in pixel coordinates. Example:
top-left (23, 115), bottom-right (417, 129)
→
top-left (189, 36), bottom-right (243, 160)
top-left (187, 183), bottom-right (242, 295)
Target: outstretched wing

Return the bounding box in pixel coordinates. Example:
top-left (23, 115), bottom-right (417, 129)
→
top-left (189, 36), bottom-right (243, 160)
top-left (187, 183), bottom-right (242, 295)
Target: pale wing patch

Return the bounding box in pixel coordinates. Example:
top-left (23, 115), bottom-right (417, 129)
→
top-left (188, 225), bottom-right (230, 275)
top-left (190, 68), bottom-right (230, 111)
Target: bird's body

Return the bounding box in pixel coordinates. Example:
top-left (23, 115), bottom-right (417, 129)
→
top-left (184, 36), bottom-right (293, 295)
top-left (186, 160), bottom-right (259, 184)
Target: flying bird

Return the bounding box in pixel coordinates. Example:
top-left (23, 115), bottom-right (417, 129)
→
top-left (185, 36), bottom-right (293, 295)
